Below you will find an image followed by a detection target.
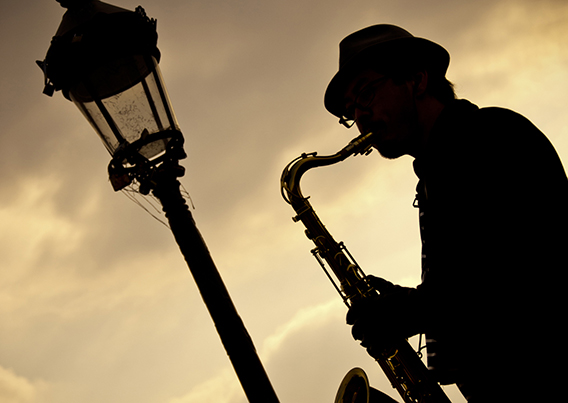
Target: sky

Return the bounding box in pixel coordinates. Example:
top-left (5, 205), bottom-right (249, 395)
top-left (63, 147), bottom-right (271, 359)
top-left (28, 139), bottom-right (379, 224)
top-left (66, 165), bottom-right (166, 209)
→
top-left (1, 0), bottom-right (567, 402)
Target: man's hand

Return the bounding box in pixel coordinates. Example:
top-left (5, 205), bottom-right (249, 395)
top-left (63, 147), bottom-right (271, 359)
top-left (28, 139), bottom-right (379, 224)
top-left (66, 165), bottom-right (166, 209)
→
top-left (346, 275), bottom-right (422, 357)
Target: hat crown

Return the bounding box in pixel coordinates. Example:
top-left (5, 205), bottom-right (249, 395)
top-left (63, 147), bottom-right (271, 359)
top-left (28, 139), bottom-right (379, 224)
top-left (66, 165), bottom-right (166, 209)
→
top-left (338, 25), bottom-right (414, 68)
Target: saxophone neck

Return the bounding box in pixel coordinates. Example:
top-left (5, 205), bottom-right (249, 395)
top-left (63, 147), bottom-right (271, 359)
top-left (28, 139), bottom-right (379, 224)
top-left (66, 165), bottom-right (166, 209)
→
top-left (281, 132), bottom-right (374, 205)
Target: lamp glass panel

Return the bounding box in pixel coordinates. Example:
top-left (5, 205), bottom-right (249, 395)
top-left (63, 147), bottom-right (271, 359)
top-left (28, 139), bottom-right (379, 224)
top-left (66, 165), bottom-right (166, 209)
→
top-left (70, 56), bottom-right (179, 162)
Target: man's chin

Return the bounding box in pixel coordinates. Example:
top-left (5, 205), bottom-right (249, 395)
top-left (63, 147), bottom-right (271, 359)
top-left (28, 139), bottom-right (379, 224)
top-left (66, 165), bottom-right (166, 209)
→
top-left (366, 129), bottom-right (405, 159)
top-left (374, 140), bottom-right (406, 160)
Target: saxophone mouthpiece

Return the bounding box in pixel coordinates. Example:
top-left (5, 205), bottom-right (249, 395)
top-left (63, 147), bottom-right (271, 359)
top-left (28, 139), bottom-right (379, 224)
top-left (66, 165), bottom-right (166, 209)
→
top-left (345, 132), bottom-right (374, 156)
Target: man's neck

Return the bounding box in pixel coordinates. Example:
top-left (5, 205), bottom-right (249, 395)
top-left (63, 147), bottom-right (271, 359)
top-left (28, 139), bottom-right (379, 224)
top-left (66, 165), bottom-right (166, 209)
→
top-left (412, 97), bottom-right (446, 159)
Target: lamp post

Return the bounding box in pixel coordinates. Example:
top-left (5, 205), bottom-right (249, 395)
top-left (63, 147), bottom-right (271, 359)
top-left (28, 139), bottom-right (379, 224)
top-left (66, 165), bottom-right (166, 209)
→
top-left (37, 2), bottom-right (280, 402)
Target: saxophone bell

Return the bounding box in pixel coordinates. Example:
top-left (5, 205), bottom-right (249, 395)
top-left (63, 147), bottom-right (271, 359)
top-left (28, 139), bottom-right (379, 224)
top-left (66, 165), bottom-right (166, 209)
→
top-left (335, 368), bottom-right (398, 403)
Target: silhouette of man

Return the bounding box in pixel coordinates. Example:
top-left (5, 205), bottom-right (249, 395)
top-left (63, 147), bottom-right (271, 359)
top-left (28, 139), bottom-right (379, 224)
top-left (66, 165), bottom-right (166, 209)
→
top-left (324, 24), bottom-right (567, 402)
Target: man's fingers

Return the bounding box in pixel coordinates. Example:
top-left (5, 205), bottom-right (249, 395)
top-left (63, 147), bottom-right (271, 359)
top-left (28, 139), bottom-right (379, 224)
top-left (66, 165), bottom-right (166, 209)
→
top-left (367, 275), bottom-right (396, 294)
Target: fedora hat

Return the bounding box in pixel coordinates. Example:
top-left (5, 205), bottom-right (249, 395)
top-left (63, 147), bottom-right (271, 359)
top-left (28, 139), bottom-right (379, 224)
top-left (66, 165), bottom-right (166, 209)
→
top-left (324, 24), bottom-right (450, 118)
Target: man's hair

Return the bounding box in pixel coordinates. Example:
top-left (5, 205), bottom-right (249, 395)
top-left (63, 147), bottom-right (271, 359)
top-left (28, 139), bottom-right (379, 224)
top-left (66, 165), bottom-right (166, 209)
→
top-left (366, 53), bottom-right (457, 104)
top-left (407, 73), bottom-right (456, 104)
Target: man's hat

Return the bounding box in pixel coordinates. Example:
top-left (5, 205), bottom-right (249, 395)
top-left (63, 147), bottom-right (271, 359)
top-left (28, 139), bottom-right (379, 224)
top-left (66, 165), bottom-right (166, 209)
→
top-left (324, 24), bottom-right (450, 118)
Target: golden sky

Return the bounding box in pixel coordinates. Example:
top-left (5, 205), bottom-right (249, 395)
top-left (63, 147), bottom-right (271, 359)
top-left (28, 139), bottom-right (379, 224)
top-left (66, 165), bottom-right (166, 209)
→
top-left (1, 0), bottom-right (567, 402)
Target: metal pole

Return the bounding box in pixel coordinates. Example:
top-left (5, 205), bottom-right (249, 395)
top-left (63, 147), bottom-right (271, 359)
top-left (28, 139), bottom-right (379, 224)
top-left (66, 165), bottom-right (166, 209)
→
top-left (152, 174), bottom-right (280, 403)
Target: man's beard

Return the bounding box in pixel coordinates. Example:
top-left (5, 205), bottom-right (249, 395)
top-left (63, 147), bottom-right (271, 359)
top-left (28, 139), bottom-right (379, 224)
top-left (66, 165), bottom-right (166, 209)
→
top-left (371, 124), bottom-right (417, 159)
top-left (374, 137), bottom-right (409, 159)
top-left (371, 106), bottom-right (420, 160)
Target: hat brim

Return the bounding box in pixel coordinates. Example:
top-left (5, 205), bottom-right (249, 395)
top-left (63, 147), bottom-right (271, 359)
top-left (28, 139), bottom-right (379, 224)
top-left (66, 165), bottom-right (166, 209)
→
top-left (324, 37), bottom-right (450, 118)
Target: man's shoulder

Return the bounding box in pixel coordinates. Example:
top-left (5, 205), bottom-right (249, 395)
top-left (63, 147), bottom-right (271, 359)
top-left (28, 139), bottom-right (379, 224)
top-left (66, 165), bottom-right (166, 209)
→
top-left (447, 100), bottom-right (565, 178)
top-left (442, 99), bottom-right (547, 148)
top-left (448, 99), bottom-right (533, 127)
top-left (449, 100), bottom-right (539, 130)
top-left (427, 99), bottom-right (555, 166)
top-left (476, 105), bottom-right (535, 127)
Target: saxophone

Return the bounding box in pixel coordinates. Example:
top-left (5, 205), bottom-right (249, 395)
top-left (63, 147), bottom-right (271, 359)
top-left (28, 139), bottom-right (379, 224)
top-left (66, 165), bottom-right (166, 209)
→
top-left (280, 132), bottom-right (452, 403)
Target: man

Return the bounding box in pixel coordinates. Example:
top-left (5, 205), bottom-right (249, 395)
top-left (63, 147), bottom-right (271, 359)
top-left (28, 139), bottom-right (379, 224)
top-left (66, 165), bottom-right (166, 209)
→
top-left (324, 24), bottom-right (567, 402)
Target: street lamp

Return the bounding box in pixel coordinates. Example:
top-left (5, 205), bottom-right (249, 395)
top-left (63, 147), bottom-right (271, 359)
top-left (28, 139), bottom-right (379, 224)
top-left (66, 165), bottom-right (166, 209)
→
top-left (38, 0), bottom-right (184, 193)
top-left (37, 2), bottom-right (280, 402)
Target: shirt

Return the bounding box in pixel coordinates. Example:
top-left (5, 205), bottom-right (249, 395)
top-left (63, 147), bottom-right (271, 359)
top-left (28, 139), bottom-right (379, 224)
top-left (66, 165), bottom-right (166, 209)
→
top-left (412, 99), bottom-right (568, 387)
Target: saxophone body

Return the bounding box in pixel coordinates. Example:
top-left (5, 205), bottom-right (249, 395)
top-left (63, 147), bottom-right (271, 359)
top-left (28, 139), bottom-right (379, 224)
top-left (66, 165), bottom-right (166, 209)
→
top-left (280, 132), bottom-right (451, 403)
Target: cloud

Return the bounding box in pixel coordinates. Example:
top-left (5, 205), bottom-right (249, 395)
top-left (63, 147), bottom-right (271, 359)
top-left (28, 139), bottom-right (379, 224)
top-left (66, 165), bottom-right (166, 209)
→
top-left (166, 300), bottom-right (354, 403)
top-left (0, 366), bottom-right (47, 403)
top-left (260, 299), bottom-right (399, 403)
top-left (448, 0), bottom-right (568, 104)
top-left (445, 0), bottom-right (568, 166)
top-left (164, 297), bottom-right (467, 402)
top-left (166, 368), bottom-right (244, 403)
top-left (259, 299), bottom-right (467, 402)
top-left (262, 299), bottom-right (341, 359)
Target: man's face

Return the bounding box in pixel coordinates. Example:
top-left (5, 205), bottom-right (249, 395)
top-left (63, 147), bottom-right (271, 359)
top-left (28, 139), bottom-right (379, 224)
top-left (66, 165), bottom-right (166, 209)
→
top-left (342, 69), bottom-right (421, 159)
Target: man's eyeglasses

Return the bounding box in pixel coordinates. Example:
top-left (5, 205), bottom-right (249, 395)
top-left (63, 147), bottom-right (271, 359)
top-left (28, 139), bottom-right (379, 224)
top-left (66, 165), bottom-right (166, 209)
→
top-left (339, 77), bottom-right (388, 128)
